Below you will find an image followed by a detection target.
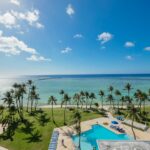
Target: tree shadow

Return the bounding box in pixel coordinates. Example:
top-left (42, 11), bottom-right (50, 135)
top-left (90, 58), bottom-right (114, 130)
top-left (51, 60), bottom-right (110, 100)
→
top-left (24, 130), bottom-right (42, 143)
top-left (38, 113), bottom-right (50, 126)
top-left (1, 120), bottom-right (20, 141)
top-left (20, 120), bottom-right (35, 134)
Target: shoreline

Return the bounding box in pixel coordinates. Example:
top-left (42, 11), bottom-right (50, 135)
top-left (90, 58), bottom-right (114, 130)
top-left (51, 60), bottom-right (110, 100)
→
top-left (38, 104), bottom-right (144, 109)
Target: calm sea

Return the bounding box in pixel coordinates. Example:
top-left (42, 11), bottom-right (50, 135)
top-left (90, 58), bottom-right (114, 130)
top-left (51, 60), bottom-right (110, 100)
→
top-left (0, 74), bottom-right (150, 105)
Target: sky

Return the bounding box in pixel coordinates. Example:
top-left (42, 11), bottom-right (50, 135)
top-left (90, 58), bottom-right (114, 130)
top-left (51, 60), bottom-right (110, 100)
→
top-left (0, 0), bottom-right (150, 76)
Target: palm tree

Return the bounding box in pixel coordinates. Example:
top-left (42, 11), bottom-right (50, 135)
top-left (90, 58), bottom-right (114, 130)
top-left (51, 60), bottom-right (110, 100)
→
top-left (18, 83), bottom-right (26, 110)
top-left (108, 86), bottom-right (114, 94)
top-left (48, 96), bottom-right (57, 122)
top-left (115, 90), bottom-right (121, 111)
top-left (89, 93), bottom-right (96, 109)
top-left (26, 80), bottom-right (33, 112)
top-left (12, 83), bottom-right (19, 108)
top-left (98, 90), bottom-right (105, 109)
top-left (62, 94), bottom-right (71, 125)
top-left (73, 93), bottom-right (81, 108)
top-left (60, 90), bottom-right (64, 108)
top-left (34, 93), bottom-right (40, 111)
top-left (124, 83), bottom-right (133, 96)
top-left (134, 90), bottom-right (143, 114)
top-left (85, 91), bottom-right (89, 109)
top-left (107, 94), bottom-right (114, 108)
top-left (120, 96), bottom-right (125, 109)
top-left (3, 91), bottom-right (14, 108)
top-left (142, 92), bottom-right (148, 113)
top-left (72, 110), bottom-right (81, 150)
top-left (126, 104), bottom-right (140, 140)
top-left (14, 89), bottom-right (23, 119)
top-left (80, 91), bottom-right (85, 109)
top-left (30, 85), bottom-right (37, 112)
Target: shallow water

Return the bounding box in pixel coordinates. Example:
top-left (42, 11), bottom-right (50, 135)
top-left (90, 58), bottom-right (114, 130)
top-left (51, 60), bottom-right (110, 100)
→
top-left (0, 74), bottom-right (150, 104)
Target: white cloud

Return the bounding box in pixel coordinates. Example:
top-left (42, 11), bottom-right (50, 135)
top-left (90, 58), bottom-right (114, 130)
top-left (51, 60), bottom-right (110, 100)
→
top-left (66, 4), bottom-right (75, 16)
top-left (97, 32), bottom-right (113, 44)
top-left (124, 41), bottom-right (135, 48)
top-left (35, 22), bottom-right (44, 28)
top-left (125, 55), bottom-right (134, 60)
top-left (0, 11), bottom-right (17, 28)
top-left (61, 47), bottom-right (72, 54)
top-left (73, 34), bottom-right (83, 39)
top-left (0, 30), bottom-right (37, 55)
top-left (26, 55), bottom-right (51, 62)
top-left (144, 47), bottom-right (150, 51)
top-left (0, 10), bottom-right (44, 29)
top-left (10, 0), bottom-right (20, 6)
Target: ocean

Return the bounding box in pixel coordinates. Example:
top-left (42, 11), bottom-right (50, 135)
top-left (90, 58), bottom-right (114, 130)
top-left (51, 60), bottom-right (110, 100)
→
top-left (0, 74), bottom-right (150, 105)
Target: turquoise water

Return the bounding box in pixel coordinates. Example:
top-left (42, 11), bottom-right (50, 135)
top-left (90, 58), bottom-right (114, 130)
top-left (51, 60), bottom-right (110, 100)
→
top-left (0, 74), bottom-right (150, 104)
top-left (72, 124), bottom-right (132, 150)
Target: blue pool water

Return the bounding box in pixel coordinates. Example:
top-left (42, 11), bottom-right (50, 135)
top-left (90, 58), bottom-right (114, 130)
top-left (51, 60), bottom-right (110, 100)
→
top-left (72, 125), bottom-right (132, 150)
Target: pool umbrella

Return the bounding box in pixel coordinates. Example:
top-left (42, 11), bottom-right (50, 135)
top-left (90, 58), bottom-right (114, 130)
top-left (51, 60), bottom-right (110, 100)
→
top-left (111, 121), bottom-right (119, 125)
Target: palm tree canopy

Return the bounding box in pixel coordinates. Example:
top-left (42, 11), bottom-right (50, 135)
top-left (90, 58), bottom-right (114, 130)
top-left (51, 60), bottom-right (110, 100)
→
top-left (80, 91), bottom-right (85, 97)
top-left (27, 80), bottom-right (33, 85)
top-left (89, 92), bottom-right (96, 99)
top-left (13, 83), bottom-right (19, 89)
top-left (99, 90), bottom-right (104, 97)
top-left (85, 91), bottom-right (89, 98)
top-left (115, 90), bottom-right (121, 96)
top-left (59, 90), bottom-right (64, 95)
top-left (107, 94), bottom-right (114, 102)
top-left (126, 104), bottom-right (140, 121)
top-left (72, 110), bottom-right (81, 123)
top-left (3, 91), bottom-right (14, 106)
top-left (73, 93), bottom-right (80, 100)
top-left (48, 96), bottom-right (57, 105)
top-left (108, 86), bottom-right (114, 92)
top-left (124, 83), bottom-right (133, 91)
top-left (61, 93), bottom-right (71, 105)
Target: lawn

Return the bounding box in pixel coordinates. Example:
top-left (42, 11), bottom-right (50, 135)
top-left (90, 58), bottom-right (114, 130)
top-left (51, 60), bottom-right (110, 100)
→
top-left (0, 108), bottom-right (102, 150)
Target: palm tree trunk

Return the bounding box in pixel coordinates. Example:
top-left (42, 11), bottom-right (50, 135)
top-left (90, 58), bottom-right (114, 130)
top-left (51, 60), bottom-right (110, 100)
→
top-left (118, 101), bottom-right (119, 113)
top-left (31, 99), bottom-right (33, 112)
top-left (122, 101), bottom-right (123, 109)
top-left (79, 132), bottom-right (81, 150)
top-left (90, 99), bottom-right (93, 109)
top-left (64, 102), bottom-right (66, 125)
top-left (102, 98), bottom-right (103, 109)
top-left (86, 98), bottom-right (88, 109)
top-left (140, 102), bottom-right (142, 115)
top-left (144, 101), bottom-right (145, 112)
top-left (52, 103), bottom-right (54, 121)
top-left (132, 117), bottom-right (136, 140)
top-left (27, 98), bottom-right (29, 112)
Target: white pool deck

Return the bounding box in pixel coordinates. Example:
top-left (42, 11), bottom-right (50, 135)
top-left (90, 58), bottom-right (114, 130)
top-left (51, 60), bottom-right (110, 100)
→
top-left (54, 114), bottom-right (150, 150)
top-left (98, 141), bottom-right (150, 150)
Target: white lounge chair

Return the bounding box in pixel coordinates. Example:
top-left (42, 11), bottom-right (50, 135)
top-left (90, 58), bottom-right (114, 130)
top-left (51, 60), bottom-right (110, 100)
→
top-left (123, 119), bottom-right (148, 131)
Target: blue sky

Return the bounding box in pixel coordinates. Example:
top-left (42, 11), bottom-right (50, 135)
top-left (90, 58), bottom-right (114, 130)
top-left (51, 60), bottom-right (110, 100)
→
top-left (0, 0), bottom-right (150, 76)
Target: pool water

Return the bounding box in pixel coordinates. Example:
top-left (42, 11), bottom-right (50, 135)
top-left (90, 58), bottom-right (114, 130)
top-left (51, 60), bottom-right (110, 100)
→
top-left (72, 125), bottom-right (132, 150)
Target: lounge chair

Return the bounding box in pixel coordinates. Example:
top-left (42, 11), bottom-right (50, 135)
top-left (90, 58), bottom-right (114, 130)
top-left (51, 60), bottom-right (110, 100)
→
top-left (110, 125), bottom-right (125, 133)
top-left (116, 116), bottom-right (124, 121)
top-left (123, 120), bottom-right (148, 131)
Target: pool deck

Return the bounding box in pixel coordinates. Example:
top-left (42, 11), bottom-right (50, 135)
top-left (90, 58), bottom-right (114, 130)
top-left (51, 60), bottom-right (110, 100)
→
top-left (54, 116), bottom-right (150, 150)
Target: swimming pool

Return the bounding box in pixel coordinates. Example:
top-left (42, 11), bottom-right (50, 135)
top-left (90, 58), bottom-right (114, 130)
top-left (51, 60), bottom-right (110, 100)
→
top-left (72, 124), bottom-right (132, 150)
